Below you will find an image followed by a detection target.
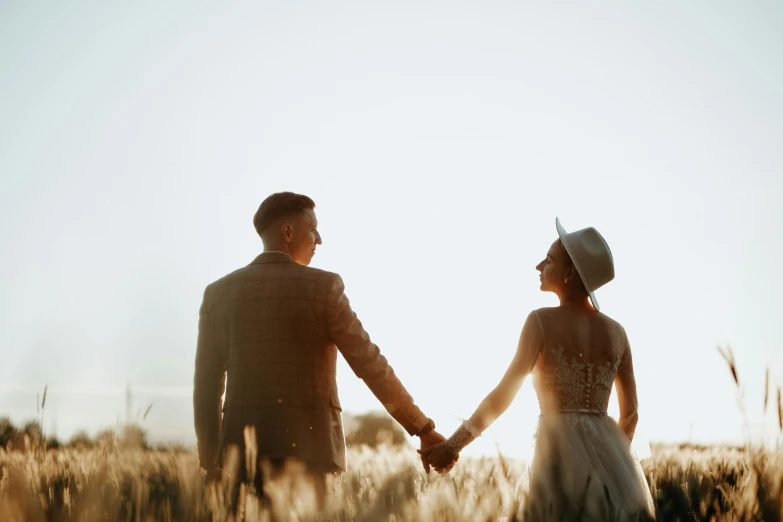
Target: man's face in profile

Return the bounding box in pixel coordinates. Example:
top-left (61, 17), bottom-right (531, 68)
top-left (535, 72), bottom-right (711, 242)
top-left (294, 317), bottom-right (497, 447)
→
top-left (289, 208), bottom-right (322, 265)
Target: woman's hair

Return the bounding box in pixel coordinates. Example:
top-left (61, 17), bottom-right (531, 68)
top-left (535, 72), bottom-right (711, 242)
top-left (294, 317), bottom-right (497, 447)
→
top-left (253, 192), bottom-right (316, 236)
top-left (559, 239), bottom-right (588, 294)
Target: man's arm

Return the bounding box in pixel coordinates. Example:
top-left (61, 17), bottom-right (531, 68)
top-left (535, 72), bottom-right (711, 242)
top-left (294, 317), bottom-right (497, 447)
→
top-left (325, 274), bottom-right (430, 436)
top-left (193, 285), bottom-right (227, 470)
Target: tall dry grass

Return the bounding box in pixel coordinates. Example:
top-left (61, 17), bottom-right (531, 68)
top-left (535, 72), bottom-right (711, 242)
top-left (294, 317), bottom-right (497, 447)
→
top-left (1, 350), bottom-right (781, 521)
top-left (1, 442), bottom-right (781, 521)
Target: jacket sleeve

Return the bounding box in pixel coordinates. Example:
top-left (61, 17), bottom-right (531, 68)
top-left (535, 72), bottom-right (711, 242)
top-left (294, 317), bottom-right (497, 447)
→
top-left (326, 274), bottom-right (429, 436)
top-left (193, 284), bottom-right (227, 469)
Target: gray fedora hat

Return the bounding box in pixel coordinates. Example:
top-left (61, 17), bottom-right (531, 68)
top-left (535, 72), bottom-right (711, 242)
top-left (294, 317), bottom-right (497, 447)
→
top-left (556, 217), bottom-right (615, 311)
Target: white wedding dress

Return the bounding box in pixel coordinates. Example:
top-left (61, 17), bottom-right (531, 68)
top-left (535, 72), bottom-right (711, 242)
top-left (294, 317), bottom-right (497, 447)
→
top-left (523, 309), bottom-right (655, 521)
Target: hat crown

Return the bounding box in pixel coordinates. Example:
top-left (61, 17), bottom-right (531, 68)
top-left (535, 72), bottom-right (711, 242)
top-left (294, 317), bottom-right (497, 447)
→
top-left (556, 218), bottom-right (614, 310)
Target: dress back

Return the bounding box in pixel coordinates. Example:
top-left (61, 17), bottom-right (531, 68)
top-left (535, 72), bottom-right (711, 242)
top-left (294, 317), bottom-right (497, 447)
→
top-left (522, 307), bottom-right (654, 521)
top-left (531, 308), bottom-right (627, 415)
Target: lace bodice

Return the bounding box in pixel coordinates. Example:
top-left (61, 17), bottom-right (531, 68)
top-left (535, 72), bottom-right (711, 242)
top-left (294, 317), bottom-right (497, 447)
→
top-left (545, 345), bottom-right (623, 413)
top-left (529, 309), bottom-right (630, 416)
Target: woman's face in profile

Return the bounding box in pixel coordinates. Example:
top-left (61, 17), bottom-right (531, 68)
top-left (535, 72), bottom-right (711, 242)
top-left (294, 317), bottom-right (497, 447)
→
top-left (536, 240), bottom-right (567, 293)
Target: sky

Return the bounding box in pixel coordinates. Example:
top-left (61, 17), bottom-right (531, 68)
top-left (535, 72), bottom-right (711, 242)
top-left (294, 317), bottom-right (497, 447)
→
top-left (1, 1), bottom-right (782, 458)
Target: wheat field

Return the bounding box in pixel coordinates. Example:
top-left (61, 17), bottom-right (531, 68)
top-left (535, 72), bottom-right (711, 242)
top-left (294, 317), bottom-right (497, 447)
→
top-left (1, 441), bottom-right (781, 522)
top-left (1, 352), bottom-right (781, 521)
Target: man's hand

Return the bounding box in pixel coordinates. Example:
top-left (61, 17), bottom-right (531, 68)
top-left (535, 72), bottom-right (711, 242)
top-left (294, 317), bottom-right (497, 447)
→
top-left (418, 430), bottom-right (458, 474)
top-left (418, 440), bottom-right (458, 472)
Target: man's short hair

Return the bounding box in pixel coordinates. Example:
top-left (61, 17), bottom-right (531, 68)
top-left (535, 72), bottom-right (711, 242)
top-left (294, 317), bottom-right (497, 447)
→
top-left (253, 192), bottom-right (316, 236)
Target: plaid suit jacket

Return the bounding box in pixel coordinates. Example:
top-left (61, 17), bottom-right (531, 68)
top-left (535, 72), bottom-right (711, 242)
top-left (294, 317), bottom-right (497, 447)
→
top-left (193, 252), bottom-right (429, 471)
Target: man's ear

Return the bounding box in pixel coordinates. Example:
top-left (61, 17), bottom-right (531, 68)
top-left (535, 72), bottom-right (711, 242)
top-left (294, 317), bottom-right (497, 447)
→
top-left (281, 223), bottom-right (293, 243)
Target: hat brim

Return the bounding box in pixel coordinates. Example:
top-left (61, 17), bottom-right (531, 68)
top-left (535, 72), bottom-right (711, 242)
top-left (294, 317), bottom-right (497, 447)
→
top-left (556, 217), bottom-right (600, 311)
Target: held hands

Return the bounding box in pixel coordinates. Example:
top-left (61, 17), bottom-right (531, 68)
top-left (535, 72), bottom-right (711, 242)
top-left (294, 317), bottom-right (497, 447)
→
top-left (417, 430), bottom-right (459, 473)
top-left (418, 440), bottom-right (458, 472)
top-left (418, 419), bottom-right (480, 473)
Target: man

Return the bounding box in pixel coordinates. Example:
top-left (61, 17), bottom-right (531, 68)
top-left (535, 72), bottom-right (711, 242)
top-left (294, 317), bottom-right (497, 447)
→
top-left (193, 192), bottom-right (451, 507)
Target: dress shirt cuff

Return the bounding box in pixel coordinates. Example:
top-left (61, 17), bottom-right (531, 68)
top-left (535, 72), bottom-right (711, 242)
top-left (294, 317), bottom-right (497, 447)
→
top-left (407, 410), bottom-right (432, 436)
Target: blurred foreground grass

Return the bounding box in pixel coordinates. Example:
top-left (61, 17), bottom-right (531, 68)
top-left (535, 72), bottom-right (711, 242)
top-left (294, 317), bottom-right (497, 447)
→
top-left (1, 443), bottom-right (781, 521)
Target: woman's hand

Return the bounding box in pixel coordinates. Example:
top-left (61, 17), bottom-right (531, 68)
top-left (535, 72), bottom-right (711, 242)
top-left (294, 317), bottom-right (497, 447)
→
top-left (418, 441), bottom-right (458, 472)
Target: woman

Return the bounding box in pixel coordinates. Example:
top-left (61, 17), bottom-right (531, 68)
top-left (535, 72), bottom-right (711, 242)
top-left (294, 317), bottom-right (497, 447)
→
top-left (421, 218), bottom-right (655, 521)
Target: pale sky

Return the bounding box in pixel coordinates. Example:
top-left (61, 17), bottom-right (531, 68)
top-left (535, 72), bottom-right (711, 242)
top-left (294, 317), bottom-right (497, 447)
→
top-left (1, 1), bottom-right (782, 457)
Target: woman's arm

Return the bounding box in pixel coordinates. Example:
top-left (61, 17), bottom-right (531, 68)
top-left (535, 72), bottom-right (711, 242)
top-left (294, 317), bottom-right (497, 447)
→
top-left (614, 328), bottom-right (639, 442)
top-left (467, 312), bottom-right (542, 431)
top-left (421, 311), bottom-right (544, 468)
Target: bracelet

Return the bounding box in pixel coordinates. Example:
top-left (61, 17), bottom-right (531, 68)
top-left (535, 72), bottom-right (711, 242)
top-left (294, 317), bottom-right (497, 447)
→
top-left (462, 419), bottom-right (481, 438)
top-left (445, 420), bottom-right (481, 453)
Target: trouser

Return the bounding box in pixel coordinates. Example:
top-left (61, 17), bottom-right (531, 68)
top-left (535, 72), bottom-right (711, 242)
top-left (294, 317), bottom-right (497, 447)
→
top-left (230, 457), bottom-right (339, 517)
